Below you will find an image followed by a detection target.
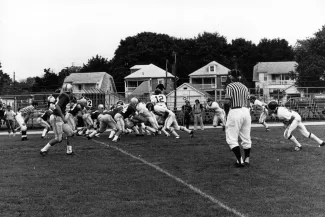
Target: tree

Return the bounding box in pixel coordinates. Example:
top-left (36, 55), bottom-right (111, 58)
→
top-left (293, 25), bottom-right (325, 89)
top-left (80, 55), bottom-right (111, 73)
top-left (257, 38), bottom-right (294, 62)
top-left (0, 62), bottom-right (12, 95)
top-left (58, 65), bottom-right (81, 86)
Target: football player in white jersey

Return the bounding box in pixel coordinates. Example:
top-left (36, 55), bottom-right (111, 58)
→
top-left (153, 101), bottom-right (194, 139)
top-left (150, 89), bottom-right (168, 114)
top-left (206, 98), bottom-right (226, 131)
top-left (268, 101), bottom-right (325, 151)
top-left (250, 95), bottom-right (270, 131)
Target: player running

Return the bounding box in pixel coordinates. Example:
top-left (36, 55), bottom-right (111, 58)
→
top-left (268, 101), bottom-right (325, 151)
top-left (249, 95), bottom-right (270, 131)
top-left (206, 98), bottom-right (226, 131)
top-left (40, 83), bottom-right (75, 156)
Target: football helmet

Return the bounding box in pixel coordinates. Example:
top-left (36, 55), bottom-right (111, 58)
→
top-left (146, 102), bottom-right (154, 111)
top-left (154, 89), bottom-right (162, 95)
top-left (130, 97), bottom-right (139, 104)
top-left (49, 103), bottom-right (55, 111)
top-left (62, 83), bottom-right (73, 93)
top-left (98, 104), bottom-right (104, 110)
top-left (207, 98), bottom-right (213, 102)
top-left (48, 95), bottom-right (56, 103)
top-left (78, 97), bottom-right (87, 107)
top-left (116, 100), bottom-right (124, 106)
top-left (268, 101), bottom-right (278, 110)
top-left (250, 95), bottom-right (257, 101)
top-left (31, 100), bottom-right (38, 107)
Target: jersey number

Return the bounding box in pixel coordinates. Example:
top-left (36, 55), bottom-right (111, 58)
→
top-left (155, 96), bottom-right (164, 102)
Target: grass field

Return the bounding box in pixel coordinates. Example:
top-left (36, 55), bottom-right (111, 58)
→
top-left (1, 125), bottom-right (325, 217)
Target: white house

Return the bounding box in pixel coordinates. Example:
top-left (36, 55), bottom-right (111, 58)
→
top-left (166, 83), bottom-right (211, 110)
top-left (253, 61), bottom-right (300, 101)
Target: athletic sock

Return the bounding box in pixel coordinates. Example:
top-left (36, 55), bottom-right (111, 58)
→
top-left (109, 130), bottom-right (116, 139)
top-left (231, 146), bottom-right (243, 164)
top-left (244, 148), bottom-right (251, 163)
top-left (41, 143), bottom-right (51, 152)
top-left (67, 146), bottom-right (72, 153)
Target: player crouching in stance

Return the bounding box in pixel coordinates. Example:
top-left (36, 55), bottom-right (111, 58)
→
top-left (249, 95), bottom-right (270, 131)
top-left (206, 98), bottom-right (226, 131)
top-left (37, 103), bottom-right (55, 138)
top-left (40, 83), bottom-right (75, 156)
top-left (15, 100), bottom-right (38, 141)
top-left (268, 101), bottom-right (325, 151)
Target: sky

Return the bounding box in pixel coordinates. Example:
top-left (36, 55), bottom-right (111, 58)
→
top-left (0, 0), bottom-right (324, 81)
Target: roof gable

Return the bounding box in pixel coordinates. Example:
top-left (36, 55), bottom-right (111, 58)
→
top-left (189, 61), bottom-right (230, 76)
top-left (125, 64), bottom-right (174, 79)
top-left (64, 72), bottom-right (111, 84)
top-left (166, 83), bottom-right (211, 97)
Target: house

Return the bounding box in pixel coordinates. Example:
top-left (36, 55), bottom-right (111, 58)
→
top-left (253, 61), bottom-right (299, 101)
top-left (64, 72), bottom-right (117, 94)
top-left (166, 83), bottom-right (211, 110)
top-left (63, 72), bottom-right (118, 108)
top-left (124, 64), bottom-right (175, 97)
top-left (188, 61), bottom-right (230, 98)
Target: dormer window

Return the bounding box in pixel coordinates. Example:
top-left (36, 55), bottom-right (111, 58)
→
top-left (209, 65), bottom-right (215, 72)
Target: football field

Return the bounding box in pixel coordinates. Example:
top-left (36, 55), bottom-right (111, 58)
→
top-left (1, 124), bottom-right (325, 217)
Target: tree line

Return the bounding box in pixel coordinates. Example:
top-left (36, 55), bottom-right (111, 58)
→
top-left (1, 25), bottom-right (324, 94)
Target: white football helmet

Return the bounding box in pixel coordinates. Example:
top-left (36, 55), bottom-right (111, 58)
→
top-left (62, 83), bottom-right (73, 93)
top-left (130, 97), bottom-right (139, 104)
top-left (98, 104), bottom-right (104, 111)
top-left (48, 95), bottom-right (56, 103)
top-left (49, 103), bottom-right (55, 111)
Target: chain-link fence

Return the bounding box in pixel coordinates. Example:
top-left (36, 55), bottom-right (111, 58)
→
top-left (1, 87), bottom-right (325, 130)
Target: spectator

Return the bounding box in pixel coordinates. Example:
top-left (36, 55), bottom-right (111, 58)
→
top-left (0, 105), bottom-right (5, 128)
top-left (4, 105), bottom-right (16, 136)
top-left (193, 99), bottom-right (204, 130)
top-left (181, 100), bottom-right (192, 129)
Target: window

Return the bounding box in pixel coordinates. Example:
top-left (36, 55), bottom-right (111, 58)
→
top-left (221, 76), bottom-right (227, 83)
top-left (264, 74), bottom-right (267, 81)
top-left (128, 81), bottom-right (138, 87)
top-left (78, 85), bottom-right (82, 90)
top-left (209, 66), bottom-right (215, 72)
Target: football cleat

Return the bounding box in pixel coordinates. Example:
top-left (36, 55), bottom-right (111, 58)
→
top-left (235, 162), bottom-right (245, 168)
top-left (265, 128), bottom-right (270, 131)
top-left (319, 142), bottom-right (325, 147)
top-left (294, 146), bottom-right (302, 151)
top-left (86, 135), bottom-right (92, 140)
top-left (175, 136), bottom-right (180, 139)
top-left (40, 150), bottom-right (48, 156)
top-left (66, 152), bottom-right (74, 155)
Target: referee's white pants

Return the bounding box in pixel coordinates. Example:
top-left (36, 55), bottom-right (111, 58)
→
top-left (226, 107), bottom-right (251, 149)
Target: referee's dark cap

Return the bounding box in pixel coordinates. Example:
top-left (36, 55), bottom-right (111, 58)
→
top-left (228, 69), bottom-right (242, 78)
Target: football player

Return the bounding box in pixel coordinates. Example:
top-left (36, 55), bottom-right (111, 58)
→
top-left (206, 98), bottom-right (226, 131)
top-left (15, 100), bottom-right (38, 141)
top-left (37, 103), bottom-right (54, 139)
top-left (268, 101), bottom-right (325, 151)
top-left (250, 95), bottom-right (270, 131)
top-left (40, 83), bottom-right (74, 155)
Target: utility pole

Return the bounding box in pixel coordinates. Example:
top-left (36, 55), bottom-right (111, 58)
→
top-left (13, 71), bottom-right (15, 93)
top-left (172, 51), bottom-right (177, 111)
top-left (165, 59), bottom-right (168, 91)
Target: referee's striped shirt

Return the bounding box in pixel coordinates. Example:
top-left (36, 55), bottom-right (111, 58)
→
top-left (225, 82), bottom-right (250, 108)
top-left (20, 105), bottom-right (35, 116)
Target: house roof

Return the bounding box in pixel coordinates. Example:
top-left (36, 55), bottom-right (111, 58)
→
top-left (64, 72), bottom-right (111, 84)
top-left (125, 64), bottom-right (174, 79)
top-left (166, 83), bottom-right (211, 97)
top-left (189, 61), bottom-right (230, 76)
top-left (253, 61), bottom-right (298, 81)
top-left (132, 81), bottom-right (150, 95)
top-left (82, 87), bottom-right (105, 94)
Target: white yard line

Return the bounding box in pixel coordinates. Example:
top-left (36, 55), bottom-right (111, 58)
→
top-left (92, 139), bottom-right (248, 217)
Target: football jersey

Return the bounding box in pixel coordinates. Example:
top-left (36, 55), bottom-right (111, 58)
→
top-left (68, 103), bottom-right (81, 116)
top-left (20, 105), bottom-right (35, 116)
top-left (276, 107), bottom-right (300, 121)
top-left (206, 102), bottom-right (223, 115)
top-left (41, 110), bottom-right (53, 121)
top-left (106, 106), bottom-right (123, 117)
top-left (136, 102), bottom-right (151, 115)
top-left (91, 110), bottom-right (101, 120)
top-left (53, 93), bottom-right (70, 116)
top-left (121, 104), bottom-right (136, 119)
top-left (150, 94), bottom-right (167, 106)
top-left (253, 99), bottom-right (267, 111)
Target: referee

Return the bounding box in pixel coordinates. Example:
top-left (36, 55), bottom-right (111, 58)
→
top-left (224, 69), bottom-right (251, 168)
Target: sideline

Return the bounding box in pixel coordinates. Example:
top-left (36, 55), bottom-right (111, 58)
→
top-left (1, 121), bottom-right (324, 136)
top-left (92, 139), bottom-right (248, 217)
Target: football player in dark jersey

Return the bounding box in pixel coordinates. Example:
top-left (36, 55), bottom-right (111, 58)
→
top-left (37, 103), bottom-right (54, 138)
top-left (40, 83), bottom-right (74, 155)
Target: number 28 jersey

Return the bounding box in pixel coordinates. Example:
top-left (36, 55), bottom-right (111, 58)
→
top-left (150, 94), bottom-right (167, 107)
